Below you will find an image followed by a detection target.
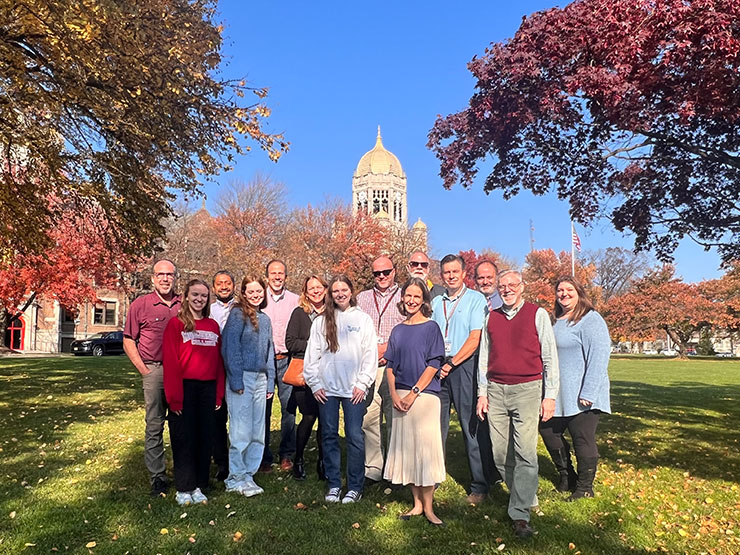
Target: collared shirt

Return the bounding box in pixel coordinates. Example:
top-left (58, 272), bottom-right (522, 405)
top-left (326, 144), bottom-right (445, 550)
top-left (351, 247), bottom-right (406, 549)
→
top-left (210, 297), bottom-right (235, 332)
top-left (356, 284), bottom-right (404, 344)
top-left (124, 291), bottom-right (182, 362)
top-left (477, 300), bottom-right (560, 399)
top-left (430, 286), bottom-right (487, 355)
top-left (263, 287), bottom-right (299, 354)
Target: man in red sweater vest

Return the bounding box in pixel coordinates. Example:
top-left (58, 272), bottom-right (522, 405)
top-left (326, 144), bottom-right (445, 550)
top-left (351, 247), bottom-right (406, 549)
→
top-left (476, 270), bottom-right (560, 539)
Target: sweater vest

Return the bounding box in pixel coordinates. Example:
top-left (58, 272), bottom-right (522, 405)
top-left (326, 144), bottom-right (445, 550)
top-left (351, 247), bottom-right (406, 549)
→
top-left (487, 302), bottom-right (543, 385)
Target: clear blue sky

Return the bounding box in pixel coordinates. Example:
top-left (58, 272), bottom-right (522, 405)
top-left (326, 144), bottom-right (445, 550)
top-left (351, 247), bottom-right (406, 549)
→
top-left (203, 0), bottom-right (721, 283)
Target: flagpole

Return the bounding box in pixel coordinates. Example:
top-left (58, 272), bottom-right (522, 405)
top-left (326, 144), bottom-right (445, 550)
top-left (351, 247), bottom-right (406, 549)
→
top-left (571, 221), bottom-right (575, 276)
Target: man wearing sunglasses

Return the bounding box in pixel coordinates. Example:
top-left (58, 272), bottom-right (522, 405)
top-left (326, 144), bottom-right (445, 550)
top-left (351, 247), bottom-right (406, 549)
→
top-left (407, 251), bottom-right (445, 299)
top-left (357, 256), bottom-right (405, 482)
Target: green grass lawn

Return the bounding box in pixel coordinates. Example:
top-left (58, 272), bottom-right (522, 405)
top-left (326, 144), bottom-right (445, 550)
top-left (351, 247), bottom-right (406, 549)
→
top-left (1, 356), bottom-right (738, 554)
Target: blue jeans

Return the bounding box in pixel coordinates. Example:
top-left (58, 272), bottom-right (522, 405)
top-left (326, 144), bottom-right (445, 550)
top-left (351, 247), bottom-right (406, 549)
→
top-left (318, 396), bottom-right (366, 492)
top-left (225, 371), bottom-right (267, 489)
top-left (486, 379), bottom-right (542, 522)
top-left (263, 356), bottom-right (296, 464)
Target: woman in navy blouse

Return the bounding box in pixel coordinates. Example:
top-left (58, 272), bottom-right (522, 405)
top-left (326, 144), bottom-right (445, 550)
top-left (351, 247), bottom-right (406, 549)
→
top-left (383, 278), bottom-right (446, 526)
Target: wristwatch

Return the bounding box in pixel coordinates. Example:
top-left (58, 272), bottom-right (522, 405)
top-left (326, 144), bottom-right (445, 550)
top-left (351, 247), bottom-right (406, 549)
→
top-left (412, 386), bottom-right (420, 395)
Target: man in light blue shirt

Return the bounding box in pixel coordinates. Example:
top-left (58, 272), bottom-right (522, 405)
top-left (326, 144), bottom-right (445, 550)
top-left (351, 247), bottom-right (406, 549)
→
top-left (431, 254), bottom-right (496, 504)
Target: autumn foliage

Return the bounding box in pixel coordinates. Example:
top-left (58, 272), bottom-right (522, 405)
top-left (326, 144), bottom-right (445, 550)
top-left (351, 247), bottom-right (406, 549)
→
top-left (428, 0), bottom-right (740, 263)
top-left (603, 266), bottom-right (715, 356)
top-left (1, 0), bottom-right (287, 260)
top-left (0, 199), bottom-right (135, 339)
top-left (522, 249), bottom-right (599, 310)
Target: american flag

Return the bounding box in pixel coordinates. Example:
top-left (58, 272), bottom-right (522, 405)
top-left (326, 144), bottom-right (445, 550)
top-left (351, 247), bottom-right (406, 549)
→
top-left (572, 227), bottom-right (582, 252)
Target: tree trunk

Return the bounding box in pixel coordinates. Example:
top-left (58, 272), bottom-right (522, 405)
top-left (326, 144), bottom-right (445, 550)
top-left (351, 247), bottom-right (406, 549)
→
top-left (0, 308), bottom-right (11, 353)
top-left (665, 328), bottom-right (688, 359)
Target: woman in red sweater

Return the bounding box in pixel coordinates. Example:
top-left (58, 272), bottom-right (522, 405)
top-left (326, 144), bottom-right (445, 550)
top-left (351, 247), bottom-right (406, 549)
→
top-left (163, 279), bottom-right (225, 506)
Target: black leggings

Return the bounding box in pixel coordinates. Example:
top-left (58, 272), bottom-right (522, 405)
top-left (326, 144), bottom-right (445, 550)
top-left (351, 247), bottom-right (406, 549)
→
top-left (293, 386), bottom-right (322, 462)
top-left (539, 410), bottom-right (601, 459)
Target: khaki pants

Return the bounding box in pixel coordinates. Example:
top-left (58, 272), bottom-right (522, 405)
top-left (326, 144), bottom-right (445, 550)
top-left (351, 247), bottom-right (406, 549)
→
top-left (142, 362), bottom-right (167, 484)
top-left (362, 365), bottom-right (393, 481)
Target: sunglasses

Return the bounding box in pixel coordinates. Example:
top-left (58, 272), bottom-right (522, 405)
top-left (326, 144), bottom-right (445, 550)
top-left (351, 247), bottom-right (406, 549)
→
top-left (409, 261), bottom-right (429, 268)
top-left (373, 269), bottom-right (394, 278)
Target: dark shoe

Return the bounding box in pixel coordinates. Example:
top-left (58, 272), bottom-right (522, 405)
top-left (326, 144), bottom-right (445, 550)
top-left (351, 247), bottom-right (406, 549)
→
top-left (466, 492), bottom-right (486, 505)
top-left (258, 462), bottom-right (273, 474)
top-left (150, 477), bottom-right (168, 497)
top-left (216, 467), bottom-right (229, 482)
top-left (512, 519), bottom-right (535, 539)
top-left (566, 456), bottom-right (598, 502)
top-left (316, 459), bottom-right (326, 481)
top-left (292, 459), bottom-right (306, 481)
top-left (547, 445), bottom-right (577, 492)
top-left (280, 458), bottom-right (293, 471)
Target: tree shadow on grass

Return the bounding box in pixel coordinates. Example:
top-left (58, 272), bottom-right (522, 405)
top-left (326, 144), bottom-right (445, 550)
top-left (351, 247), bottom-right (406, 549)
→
top-left (600, 381), bottom-right (740, 482)
top-left (4, 442), bottom-right (649, 555)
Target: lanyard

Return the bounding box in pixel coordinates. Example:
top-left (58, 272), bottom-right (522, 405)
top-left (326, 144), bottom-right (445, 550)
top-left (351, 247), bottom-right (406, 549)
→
top-left (373, 286), bottom-right (397, 334)
top-left (442, 287), bottom-right (466, 338)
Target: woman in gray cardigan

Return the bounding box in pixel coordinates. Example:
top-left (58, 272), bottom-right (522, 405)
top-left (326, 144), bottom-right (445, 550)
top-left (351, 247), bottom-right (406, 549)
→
top-left (539, 277), bottom-right (611, 501)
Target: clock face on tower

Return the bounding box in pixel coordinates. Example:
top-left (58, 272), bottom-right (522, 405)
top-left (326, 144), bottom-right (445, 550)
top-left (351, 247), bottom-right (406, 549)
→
top-left (358, 191), bottom-right (367, 202)
top-left (395, 191), bottom-right (402, 201)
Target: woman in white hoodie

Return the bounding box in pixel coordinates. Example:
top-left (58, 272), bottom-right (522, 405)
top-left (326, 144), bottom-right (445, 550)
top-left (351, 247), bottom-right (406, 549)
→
top-left (303, 274), bottom-right (377, 505)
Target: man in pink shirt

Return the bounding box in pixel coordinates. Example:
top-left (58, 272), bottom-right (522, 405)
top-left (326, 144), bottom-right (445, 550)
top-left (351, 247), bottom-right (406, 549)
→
top-left (356, 255), bottom-right (405, 481)
top-left (261, 259), bottom-right (299, 472)
top-left (123, 259), bottom-right (182, 497)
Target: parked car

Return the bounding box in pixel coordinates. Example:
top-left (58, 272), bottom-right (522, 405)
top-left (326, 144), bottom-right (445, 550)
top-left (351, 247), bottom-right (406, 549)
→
top-left (716, 352), bottom-right (735, 358)
top-left (643, 349), bottom-right (658, 355)
top-left (71, 331), bottom-right (124, 356)
top-left (686, 348), bottom-right (697, 356)
top-left (660, 349), bottom-right (677, 356)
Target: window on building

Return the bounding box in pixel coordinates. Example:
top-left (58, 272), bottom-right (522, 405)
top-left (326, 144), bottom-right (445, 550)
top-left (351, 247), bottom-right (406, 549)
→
top-left (62, 308), bottom-right (76, 323)
top-left (94, 301), bottom-right (116, 326)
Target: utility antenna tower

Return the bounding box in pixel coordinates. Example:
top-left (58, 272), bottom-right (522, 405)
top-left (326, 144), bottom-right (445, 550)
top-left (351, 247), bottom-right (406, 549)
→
top-left (529, 219), bottom-right (535, 252)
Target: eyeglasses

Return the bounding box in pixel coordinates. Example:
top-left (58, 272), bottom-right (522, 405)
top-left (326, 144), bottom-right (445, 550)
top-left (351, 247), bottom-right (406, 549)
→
top-left (155, 272), bottom-right (175, 280)
top-left (408, 261), bottom-right (429, 268)
top-left (373, 269), bottom-right (394, 278)
top-left (497, 282), bottom-right (522, 291)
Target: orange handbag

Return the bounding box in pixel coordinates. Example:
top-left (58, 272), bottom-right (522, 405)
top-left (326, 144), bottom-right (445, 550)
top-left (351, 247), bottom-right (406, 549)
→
top-left (282, 357), bottom-right (305, 387)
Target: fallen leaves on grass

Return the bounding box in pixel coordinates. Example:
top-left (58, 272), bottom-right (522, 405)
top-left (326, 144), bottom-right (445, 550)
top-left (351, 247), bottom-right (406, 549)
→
top-left (294, 502), bottom-right (307, 510)
top-left (160, 528), bottom-right (168, 535)
top-left (233, 531), bottom-right (243, 542)
top-left (352, 523), bottom-right (360, 529)
top-left (85, 541), bottom-right (96, 548)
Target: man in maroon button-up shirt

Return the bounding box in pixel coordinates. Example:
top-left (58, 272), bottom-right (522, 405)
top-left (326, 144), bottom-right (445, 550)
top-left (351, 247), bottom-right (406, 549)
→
top-left (124, 259), bottom-right (182, 497)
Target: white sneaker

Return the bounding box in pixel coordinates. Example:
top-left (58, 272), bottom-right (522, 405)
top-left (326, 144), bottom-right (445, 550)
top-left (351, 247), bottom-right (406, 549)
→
top-left (342, 490), bottom-right (362, 504)
top-left (241, 480), bottom-right (264, 497)
top-left (175, 491), bottom-right (193, 506)
top-left (325, 487), bottom-right (341, 503)
top-left (190, 488), bottom-right (208, 504)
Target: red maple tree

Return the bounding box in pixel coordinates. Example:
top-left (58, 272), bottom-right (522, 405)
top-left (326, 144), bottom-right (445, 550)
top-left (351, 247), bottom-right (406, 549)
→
top-left (0, 200), bottom-right (134, 345)
top-left (603, 266), bottom-right (715, 357)
top-left (522, 249), bottom-right (599, 310)
top-left (428, 0), bottom-right (740, 263)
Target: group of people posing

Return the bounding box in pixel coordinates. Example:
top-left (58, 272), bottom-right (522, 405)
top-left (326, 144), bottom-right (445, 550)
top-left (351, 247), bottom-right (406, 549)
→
top-left (122, 251), bottom-right (611, 538)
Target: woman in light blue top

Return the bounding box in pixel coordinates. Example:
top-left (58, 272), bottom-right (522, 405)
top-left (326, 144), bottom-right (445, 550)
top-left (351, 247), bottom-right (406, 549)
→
top-left (221, 275), bottom-right (275, 498)
top-left (539, 276), bottom-right (611, 501)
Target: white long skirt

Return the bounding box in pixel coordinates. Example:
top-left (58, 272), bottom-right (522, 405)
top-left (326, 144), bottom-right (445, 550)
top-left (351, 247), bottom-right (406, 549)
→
top-left (383, 391), bottom-right (446, 487)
